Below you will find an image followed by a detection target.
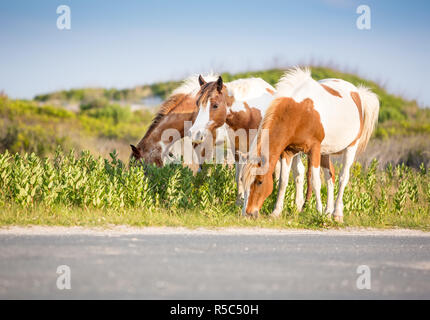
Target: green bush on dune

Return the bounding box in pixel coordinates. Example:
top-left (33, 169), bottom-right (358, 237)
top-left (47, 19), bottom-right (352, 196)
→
top-left (0, 96), bottom-right (153, 157)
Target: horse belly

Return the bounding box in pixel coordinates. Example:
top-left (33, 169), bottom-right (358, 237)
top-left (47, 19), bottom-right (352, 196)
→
top-left (317, 98), bottom-right (360, 154)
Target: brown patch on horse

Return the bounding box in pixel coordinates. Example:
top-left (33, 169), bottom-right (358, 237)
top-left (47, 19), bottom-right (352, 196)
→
top-left (348, 92), bottom-right (364, 147)
top-left (259, 97), bottom-right (325, 155)
top-left (227, 102), bottom-right (262, 132)
top-left (321, 155), bottom-right (335, 183)
top-left (266, 88), bottom-right (275, 95)
top-left (226, 102), bottom-right (263, 152)
top-left (225, 93), bottom-right (235, 107)
top-left (321, 84), bottom-right (342, 98)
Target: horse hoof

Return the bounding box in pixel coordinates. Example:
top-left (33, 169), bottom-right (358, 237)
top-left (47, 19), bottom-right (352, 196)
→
top-left (333, 215), bottom-right (344, 223)
top-left (270, 211), bottom-right (282, 218)
top-left (325, 208), bottom-right (334, 215)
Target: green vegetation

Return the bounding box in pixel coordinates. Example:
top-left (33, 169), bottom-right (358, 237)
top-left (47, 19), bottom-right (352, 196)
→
top-left (34, 81), bottom-right (180, 103)
top-left (0, 150), bottom-right (429, 229)
top-left (0, 96), bottom-right (153, 159)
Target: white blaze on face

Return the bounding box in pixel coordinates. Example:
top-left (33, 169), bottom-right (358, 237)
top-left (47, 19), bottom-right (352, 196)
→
top-left (189, 100), bottom-right (211, 142)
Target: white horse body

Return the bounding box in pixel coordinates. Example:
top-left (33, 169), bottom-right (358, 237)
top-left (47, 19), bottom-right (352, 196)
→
top-left (289, 78), bottom-right (360, 154)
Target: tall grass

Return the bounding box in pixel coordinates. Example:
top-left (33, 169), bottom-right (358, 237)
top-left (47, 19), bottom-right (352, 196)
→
top-left (0, 150), bottom-right (429, 229)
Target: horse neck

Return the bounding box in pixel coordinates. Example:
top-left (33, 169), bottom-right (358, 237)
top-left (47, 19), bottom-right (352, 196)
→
top-left (138, 96), bottom-right (197, 150)
top-left (257, 113), bottom-right (292, 178)
top-left (139, 111), bottom-right (196, 150)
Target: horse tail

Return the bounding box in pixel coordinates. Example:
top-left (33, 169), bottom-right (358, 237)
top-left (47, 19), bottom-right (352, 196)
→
top-left (356, 86), bottom-right (379, 154)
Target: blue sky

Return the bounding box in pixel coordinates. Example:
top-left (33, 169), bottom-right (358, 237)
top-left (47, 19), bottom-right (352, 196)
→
top-left (1, 0), bottom-right (429, 106)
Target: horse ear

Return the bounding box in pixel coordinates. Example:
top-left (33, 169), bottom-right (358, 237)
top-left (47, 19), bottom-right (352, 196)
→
top-left (198, 75), bottom-right (206, 87)
top-left (216, 76), bottom-right (223, 93)
top-left (130, 144), bottom-right (140, 157)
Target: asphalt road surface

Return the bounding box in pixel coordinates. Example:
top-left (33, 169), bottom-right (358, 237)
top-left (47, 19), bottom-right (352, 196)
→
top-left (1, 227), bottom-right (429, 299)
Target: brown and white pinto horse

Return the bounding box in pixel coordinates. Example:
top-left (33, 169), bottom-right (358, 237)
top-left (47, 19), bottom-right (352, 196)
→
top-left (130, 74), bottom-right (225, 169)
top-left (242, 67), bottom-right (379, 222)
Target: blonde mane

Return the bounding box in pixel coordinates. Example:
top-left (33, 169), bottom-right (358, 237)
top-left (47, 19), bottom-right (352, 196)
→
top-left (241, 116), bottom-right (270, 191)
top-left (275, 66), bottom-right (311, 98)
top-left (171, 72), bottom-right (219, 96)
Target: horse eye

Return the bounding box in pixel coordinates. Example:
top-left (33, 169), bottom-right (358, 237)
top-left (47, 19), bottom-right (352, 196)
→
top-left (256, 180), bottom-right (263, 186)
top-left (212, 104), bottom-right (218, 109)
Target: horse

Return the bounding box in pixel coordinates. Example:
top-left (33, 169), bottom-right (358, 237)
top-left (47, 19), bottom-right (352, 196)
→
top-left (241, 67), bottom-right (379, 222)
top-left (188, 74), bottom-right (322, 212)
top-left (130, 73), bottom-right (227, 170)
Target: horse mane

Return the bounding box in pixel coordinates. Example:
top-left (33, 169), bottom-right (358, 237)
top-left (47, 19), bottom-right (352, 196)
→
top-left (142, 94), bottom-right (183, 139)
top-left (258, 67), bottom-right (313, 140)
top-left (275, 66), bottom-right (311, 97)
top-left (171, 72), bottom-right (219, 96)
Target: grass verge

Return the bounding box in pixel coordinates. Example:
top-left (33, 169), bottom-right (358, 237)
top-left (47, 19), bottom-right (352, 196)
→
top-left (1, 204), bottom-right (429, 230)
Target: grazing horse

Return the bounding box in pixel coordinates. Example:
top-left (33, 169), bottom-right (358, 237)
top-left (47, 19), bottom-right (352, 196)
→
top-left (130, 73), bottom-right (225, 169)
top-left (188, 75), bottom-right (313, 211)
top-left (242, 67), bottom-right (379, 222)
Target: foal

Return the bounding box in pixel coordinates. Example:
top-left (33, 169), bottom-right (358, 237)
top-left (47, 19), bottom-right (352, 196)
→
top-left (242, 67), bottom-right (379, 222)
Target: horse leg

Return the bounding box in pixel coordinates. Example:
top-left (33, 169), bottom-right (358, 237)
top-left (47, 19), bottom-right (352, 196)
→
top-left (274, 159), bottom-right (281, 184)
top-left (309, 145), bottom-right (323, 213)
top-left (292, 153), bottom-right (305, 211)
top-left (302, 155), bottom-right (313, 209)
top-left (235, 160), bottom-right (245, 206)
top-left (321, 155), bottom-right (335, 215)
top-left (271, 152), bottom-right (293, 217)
top-left (333, 145), bottom-right (358, 223)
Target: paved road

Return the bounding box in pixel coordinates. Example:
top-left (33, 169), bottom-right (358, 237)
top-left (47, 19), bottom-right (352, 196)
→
top-left (1, 228), bottom-right (430, 299)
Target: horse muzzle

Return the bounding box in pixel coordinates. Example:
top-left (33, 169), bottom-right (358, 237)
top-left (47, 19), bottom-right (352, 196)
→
top-left (245, 209), bottom-right (259, 219)
top-left (189, 128), bottom-right (206, 145)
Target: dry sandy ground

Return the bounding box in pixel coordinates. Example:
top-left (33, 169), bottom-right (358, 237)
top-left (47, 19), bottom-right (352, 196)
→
top-left (1, 225), bottom-right (429, 237)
